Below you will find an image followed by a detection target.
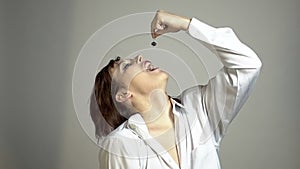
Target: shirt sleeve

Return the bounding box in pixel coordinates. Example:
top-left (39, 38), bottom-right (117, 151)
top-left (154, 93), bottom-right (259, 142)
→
top-left (187, 18), bottom-right (262, 145)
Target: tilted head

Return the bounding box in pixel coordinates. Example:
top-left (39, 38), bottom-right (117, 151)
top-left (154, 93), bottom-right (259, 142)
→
top-left (91, 55), bottom-right (169, 138)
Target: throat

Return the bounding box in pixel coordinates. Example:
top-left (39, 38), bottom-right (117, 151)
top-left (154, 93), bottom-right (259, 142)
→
top-left (136, 91), bottom-right (172, 127)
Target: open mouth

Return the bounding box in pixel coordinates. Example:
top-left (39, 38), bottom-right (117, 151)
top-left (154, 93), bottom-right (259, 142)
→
top-left (144, 60), bottom-right (158, 72)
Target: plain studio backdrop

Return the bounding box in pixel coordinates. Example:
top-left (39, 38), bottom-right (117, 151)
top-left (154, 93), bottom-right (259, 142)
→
top-left (1, 0), bottom-right (299, 169)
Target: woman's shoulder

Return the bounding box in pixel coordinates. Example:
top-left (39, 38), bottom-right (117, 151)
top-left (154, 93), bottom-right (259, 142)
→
top-left (98, 121), bottom-right (144, 157)
top-left (101, 121), bottom-right (130, 139)
top-left (99, 121), bottom-right (138, 146)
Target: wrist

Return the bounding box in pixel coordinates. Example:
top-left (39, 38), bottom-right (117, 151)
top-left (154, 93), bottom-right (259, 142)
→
top-left (180, 17), bottom-right (191, 31)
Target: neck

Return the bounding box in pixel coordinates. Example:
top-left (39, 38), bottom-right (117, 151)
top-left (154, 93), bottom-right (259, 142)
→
top-left (131, 90), bottom-right (173, 134)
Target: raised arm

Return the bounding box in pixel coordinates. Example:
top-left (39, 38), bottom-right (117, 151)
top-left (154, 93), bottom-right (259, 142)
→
top-left (188, 16), bottom-right (262, 144)
top-left (151, 10), bottom-right (262, 145)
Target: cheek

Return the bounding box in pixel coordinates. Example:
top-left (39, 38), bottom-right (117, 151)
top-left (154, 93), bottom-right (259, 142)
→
top-left (122, 69), bottom-right (144, 87)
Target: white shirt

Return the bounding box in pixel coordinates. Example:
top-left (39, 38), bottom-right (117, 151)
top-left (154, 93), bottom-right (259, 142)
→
top-left (98, 18), bottom-right (262, 169)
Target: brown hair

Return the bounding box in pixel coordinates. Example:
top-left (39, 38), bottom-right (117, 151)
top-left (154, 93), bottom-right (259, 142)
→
top-left (90, 57), bottom-right (127, 139)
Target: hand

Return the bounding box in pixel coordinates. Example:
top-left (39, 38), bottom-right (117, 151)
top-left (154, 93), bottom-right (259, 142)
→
top-left (151, 10), bottom-right (191, 38)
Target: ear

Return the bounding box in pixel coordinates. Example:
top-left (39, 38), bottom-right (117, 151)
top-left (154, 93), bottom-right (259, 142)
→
top-left (115, 90), bottom-right (132, 103)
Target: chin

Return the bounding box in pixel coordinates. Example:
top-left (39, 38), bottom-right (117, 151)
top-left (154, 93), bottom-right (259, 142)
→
top-left (156, 70), bottom-right (169, 82)
top-left (156, 71), bottom-right (169, 89)
top-left (129, 69), bottom-right (169, 94)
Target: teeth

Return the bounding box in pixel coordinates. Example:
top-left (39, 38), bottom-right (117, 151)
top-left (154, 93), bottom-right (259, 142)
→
top-left (145, 61), bottom-right (157, 71)
top-left (149, 65), bottom-right (157, 71)
top-left (149, 65), bottom-right (154, 70)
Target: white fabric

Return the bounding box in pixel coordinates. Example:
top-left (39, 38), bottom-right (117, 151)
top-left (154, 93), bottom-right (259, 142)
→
top-left (98, 18), bottom-right (262, 169)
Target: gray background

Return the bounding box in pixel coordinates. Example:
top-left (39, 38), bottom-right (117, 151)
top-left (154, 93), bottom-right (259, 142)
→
top-left (1, 0), bottom-right (299, 169)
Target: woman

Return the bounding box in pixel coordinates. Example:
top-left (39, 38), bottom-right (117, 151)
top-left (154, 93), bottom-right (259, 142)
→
top-left (91, 10), bottom-right (262, 169)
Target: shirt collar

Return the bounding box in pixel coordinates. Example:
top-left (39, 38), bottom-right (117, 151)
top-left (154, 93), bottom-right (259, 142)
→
top-left (126, 113), bottom-right (150, 139)
top-left (170, 97), bottom-right (185, 116)
top-left (170, 97), bottom-right (184, 108)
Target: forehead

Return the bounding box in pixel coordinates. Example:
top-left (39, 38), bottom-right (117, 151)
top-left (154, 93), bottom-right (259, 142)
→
top-left (108, 58), bottom-right (126, 76)
top-left (109, 61), bottom-right (119, 77)
top-left (109, 57), bottom-right (136, 78)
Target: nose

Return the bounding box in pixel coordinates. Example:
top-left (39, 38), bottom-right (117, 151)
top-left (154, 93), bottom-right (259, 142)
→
top-left (136, 55), bottom-right (143, 63)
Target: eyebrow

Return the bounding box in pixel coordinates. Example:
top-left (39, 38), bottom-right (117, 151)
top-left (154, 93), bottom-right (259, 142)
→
top-left (119, 58), bottom-right (133, 65)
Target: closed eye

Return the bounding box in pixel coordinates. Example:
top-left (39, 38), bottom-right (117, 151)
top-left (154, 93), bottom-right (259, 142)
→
top-left (123, 63), bottom-right (132, 71)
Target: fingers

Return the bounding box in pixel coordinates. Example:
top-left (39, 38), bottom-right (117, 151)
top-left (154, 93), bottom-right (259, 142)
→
top-left (151, 24), bottom-right (168, 38)
top-left (151, 11), bottom-right (165, 38)
top-left (153, 27), bottom-right (169, 38)
top-left (151, 10), bottom-right (191, 39)
top-left (151, 15), bottom-right (159, 38)
top-left (151, 14), bottom-right (168, 38)
top-left (150, 10), bottom-right (181, 39)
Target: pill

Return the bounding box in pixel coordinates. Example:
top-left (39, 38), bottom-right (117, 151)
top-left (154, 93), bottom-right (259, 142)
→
top-left (151, 41), bottom-right (157, 46)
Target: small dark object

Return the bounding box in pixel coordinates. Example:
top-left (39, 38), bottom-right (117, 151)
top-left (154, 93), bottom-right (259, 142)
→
top-left (151, 41), bottom-right (157, 46)
top-left (115, 56), bottom-right (120, 61)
